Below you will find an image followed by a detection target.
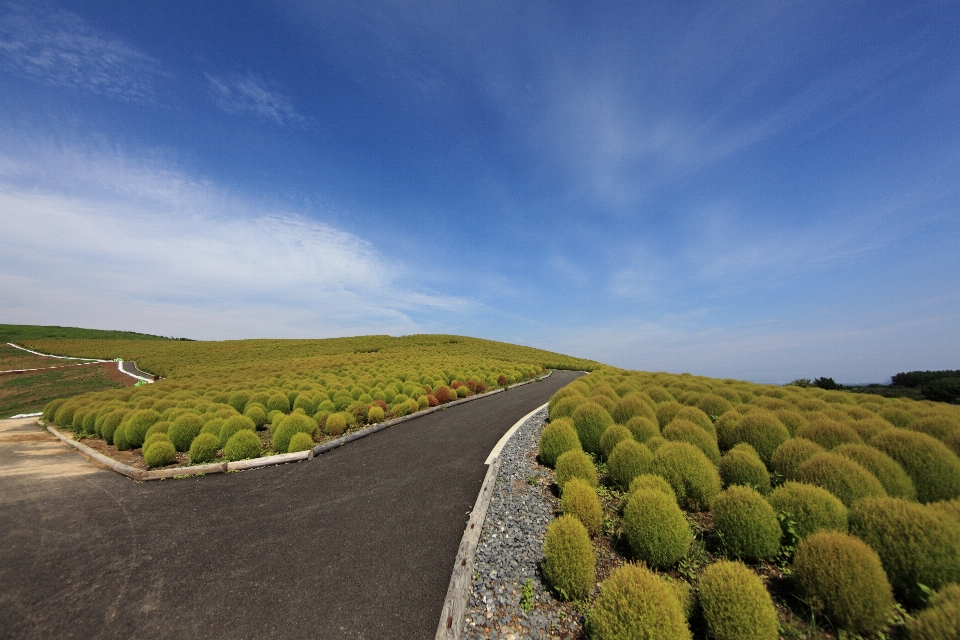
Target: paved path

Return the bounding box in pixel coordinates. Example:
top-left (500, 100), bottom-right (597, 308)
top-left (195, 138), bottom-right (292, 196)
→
top-left (0, 370), bottom-right (582, 639)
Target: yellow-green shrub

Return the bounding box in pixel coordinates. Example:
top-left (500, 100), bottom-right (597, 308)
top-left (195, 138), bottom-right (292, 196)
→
top-left (697, 394), bottom-right (734, 421)
top-left (712, 486), bottom-right (781, 561)
top-left (909, 415), bottom-right (960, 441)
top-left (881, 405), bottom-right (916, 428)
top-left (699, 560), bottom-right (779, 640)
top-left (729, 410), bottom-right (790, 465)
top-left (272, 412), bottom-right (316, 454)
top-left (624, 416), bottom-right (659, 443)
top-left (550, 396), bottom-right (584, 420)
top-left (719, 444), bottom-right (770, 493)
top-left (266, 392), bottom-right (290, 413)
top-left (650, 441), bottom-right (721, 511)
top-left (623, 488), bottom-right (692, 567)
top-left (797, 419), bottom-right (863, 450)
top-left (223, 429), bottom-right (262, 461)
top-left (793, 531), bottom-right (894, 635)
top-left (571, 401), bottom-right (614, 455)
top-left (123, 409), bottom-right (161, 448)
top-left (188, 432), bottom-right (220, 464)
top-left (218, 415), bottom-right (256, 448)
top-left (168, 412), bottom-right (204, 452)
top-left (538, 417), bottom-right (581, 468)
top-left (797, 452), bottom-right (887, 507)
top-left (367, 405), bottom-right (385, 423)
top-left (324, 412), bottom-right (347, 436)
top-left (834, 443), bottom-right (916, 500)
top-left (905, 582), bottom-right (960, 640)
top-left (542, 515), bottom-right (595, 601)
top-left (611, 394), bottom-right (655, 424)
top-left (587, 564), bottom-right (691, 640)
top-left (767, 481), bottom-right (847, 539)
top-left (555, 449), bottom-right (597, 490)
top-left (143, 438), bottom-right (177, 468)
top-left (243, 403), bottom-right (267, 429)
top-left (287, 432), bottom-right (314, 453)
top-left (628, 473), bottom-right (677, 503)
top-left (849, 497), bottom-right (960, 605)
top-left (663, 418), bottom-right (720, 464)
top-left (561, 478), bottom-right (603, 537)
top-left (599, 424), bottom-right (631, 460)
top-left (607, 439), bottom-right (653, 490)
top-left (656, 401), bottom-right (683, 428)
top-left (771, 437), bottom-right (825, 481)
top-left (871, 428), bottom-right (960, 503)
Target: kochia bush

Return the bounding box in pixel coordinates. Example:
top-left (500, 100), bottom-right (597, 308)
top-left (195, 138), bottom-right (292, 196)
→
top-left (729, 410), bottom-right (790, 465)
top-left (587, 564), bottom-right (692, 640)
top-left (123, 409), bottom-right (161, 448)
top-left (599, 424), bottom-right (631, 460)
top-left (718, 444), bottom-right (770, 494)
top-left (571, 402), bottom-right (614, 455)
top-left (541, 515), bottom-right (595, 601)
top-left (663, 418), bottom-right (720, 464)
top-left (272, 412), bottom-right (316, 454)
top-left (767, 481), bottom-right (848, 539)
top-left (650, 442), bottom-right (721, 511)
top-left (188, 432), bottom-right (220, 464)
top-left (905, 583), bottom-right (960, 640)
top-left (793, 531), bottom-right (894, 635)
top-left (712, 486), bottom-right (781, 561)
top-left (555, 449), bottom-right (597, 490)
top-left (628, 473), bottom-right (677, 503)
top-left (699, 560), bottom-right (778, 640)
top-left (218, 415), bottom-right (256, 448)
top-left (224, 429), bottom-right (262, 461)
top-left (561, 478), bottom-right (603, 537)
top-left (624, 415), bottom-right (659, 443)
top-left (538, 417), bottom-right (581, 468)
top-left (797, 419), bottom-right (863, 450)
top-left (797, 452), bottom-right (887, 507)
top-left (287, 432), bottom-right (314, 453)
top-left (607, 439), bottom-right (653, 490)
top-left (143, 439), bottom-right (177, 468)
top-left (833, 443), bottom-right (916, 500)
top-left (622, 488), bottom-right (692, 568)
top-left (771, 438), bottom-right (826, 481)
top-left (168, 412), bottom-right (204, 452)
top-left (871, 428), bottom-right (960, 503)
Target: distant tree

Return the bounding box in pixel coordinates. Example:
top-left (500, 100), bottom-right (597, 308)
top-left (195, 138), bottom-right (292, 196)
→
top-left (787, 379), bottom-right (812, 388)
top-left (920, 377), bottom-right (960, 404)
top-left (812, 377), bottom-right (841, 390)
top-left (891, 370), bottom-right (960, 388)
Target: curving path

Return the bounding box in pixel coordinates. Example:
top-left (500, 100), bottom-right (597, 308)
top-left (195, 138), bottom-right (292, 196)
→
top-left (0, 370), bottom-right (582, 639)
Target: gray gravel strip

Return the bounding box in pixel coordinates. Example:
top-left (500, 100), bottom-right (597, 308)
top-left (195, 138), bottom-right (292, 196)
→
top-left (462, 409), bottom-right (583, 640)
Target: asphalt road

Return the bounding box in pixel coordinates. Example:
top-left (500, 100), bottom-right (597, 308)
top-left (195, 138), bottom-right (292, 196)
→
top-left (0, 370), bottom-right (582, 640)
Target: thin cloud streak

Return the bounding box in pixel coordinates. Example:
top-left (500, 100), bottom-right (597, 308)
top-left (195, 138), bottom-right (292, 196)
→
top-left (206, 72), bottom-right (302, 125)
top-left (0, 3), bottom-right (165, 102)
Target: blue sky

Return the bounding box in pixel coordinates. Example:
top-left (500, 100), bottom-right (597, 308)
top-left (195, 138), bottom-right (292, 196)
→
top-left (1, 1), bottom-right (958, 383)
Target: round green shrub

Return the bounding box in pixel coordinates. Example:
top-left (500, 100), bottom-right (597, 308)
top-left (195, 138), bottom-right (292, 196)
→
top-left (561, 478), bottom-right (603, 537)
top-left (793, 531), bottom-right (894, 635)
top-left (188, 432), bottom-right (220, 464)
top-left (929, 498), bottom-right (960, 525)
top-left (713, 486), bottom-right (781, 561)
top-left (113, 423), bottom-right (131, 450)
top-left (674, 406), bottom-right (716, 437)
top-left (227, 390), bottom-right (250, 413)
top-left (646, 436), bottom-right (666, 452)
top-left (266, 392), bottom-right (291, 414)
top-left (201, 417), bottom-right (223, 437)
top-left (143, 439), bottom-right (177, 468)
top-left (719, 446), bottom-right (770, 493)
top-left (243, 403), bottom-right (267, 429)
top-left (367, 405), bottom-right (385, 423)
top-left (697, 394), bottom-right (735, 421)
top-left (797, 452), bottom-right (887, 507)
top-left (663, 418), bottom-right (720, 464)
top-left (123, 409), bottom-right (161, 449)
top-left (849, 497), bottom-right (960, 605)
top-left (715, 410), bottom-right (742, 450)
top-left (555, 449), bottom-right (597, 490)
top-left (905, 582), bottom-right (960, 640)
top-left (644, 385), bottom-right (675, 404)
top-left (730, 411), bottom-right (790, 465)
top-left (849, 417), bottom-right (892, 442)
top-left (881, 405), bottom-right (916, 428)
top-left (168, 413), bottom-right (204, 452)
top-left (42, 398), bottom-right (67, 422)
top-left (628, 473), bottom-right (677, 502)
top-left (539, 418), bottom-right (582, 468)
top-left (223, 429), bottom-right (262, 461)
top-left (100, 409), bottom-right (129, 445)
top-left (589, 394), bottom-right (616, 414)
top-left (650, 441), bottom-right (721, 511)
top-left (144, 421), bottom-right (170, 439)
top-left (571, 402), bottom-right (614, 455)
top-left (946, 430), bottom-right (960, 458)
top-left (774, 409), bottom-right (808, 436)
top-left (272, 412), bottom-right (317, 454)
top-left (587, 563), bottom-right (692, 640)
top-left (771, 438), bottom-right (826, 481)
top-left (143, 432), bottom-right (171, 451)
top-left (611, 394), bottom-right (655, 425)
top-left (549, 395), bottom-right (584, 420)
top-left (542, 515), bottom-right (595, 601)
top-left (623, 488), bottom-right (692, 567)
top-left (909, 415), bottom-right (960, 441)
top-left (624, 415), bottom-right (659, 443)
top-left (324, 412), bottom-right (348, 436)
top-left (834, 443), bottom-right (916, 500)
top-left (599, 424), bottom-right (631, 460)
top-left (871, 428), bottom-right (960, 503)
top-left (767, 481), bottom-right (848, 539)
top-left (81, 410), bottom-right (97, 435)
top-left (608, 439), bottom-right (652, 490)
top-left (53, 400), bottom-right (80, 428)
top-left (656, 401), bottom-right (684, 428)
top-left (219, 415), bottom-right (257, 448)
top-left (797, 419), bottom-right (863, 450)
top-left (287, 432), bottom-right (314, 453)
top-left (699, 560), bottom-right (779, 640)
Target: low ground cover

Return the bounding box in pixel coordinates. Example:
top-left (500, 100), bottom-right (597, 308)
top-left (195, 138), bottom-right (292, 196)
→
top-left (0, 343), bottom-right (100, 372)
top-left (537, 367), bottom-right (960, 638)
top-left (38, 333), bottom-right (597, 468)
top-left (0, 362), bottom-right (134, 419)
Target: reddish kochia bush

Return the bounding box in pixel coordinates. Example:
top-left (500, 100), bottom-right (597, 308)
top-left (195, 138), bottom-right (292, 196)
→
top-left (466, 379), bottom-right (487, 394)
top-left (434, 386), bottom-right (454, 403)
top-left (497, 374), bottom-right (508, 386)
top-left (426, 394), bottom-right (439, 407)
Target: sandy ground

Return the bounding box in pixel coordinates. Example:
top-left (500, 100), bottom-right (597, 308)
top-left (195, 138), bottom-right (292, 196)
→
top-left (0, 417), bottom-right (104, 481)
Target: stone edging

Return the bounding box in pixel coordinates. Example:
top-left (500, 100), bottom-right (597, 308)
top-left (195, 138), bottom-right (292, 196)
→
top-left (435, 401), bottom-right (549, 640)
top-left (41, 370), bottom-right (556, 481)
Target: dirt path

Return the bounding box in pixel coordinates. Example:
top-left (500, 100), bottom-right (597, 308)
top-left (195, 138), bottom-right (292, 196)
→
top-left (0, 370), bottom-right (582, 640)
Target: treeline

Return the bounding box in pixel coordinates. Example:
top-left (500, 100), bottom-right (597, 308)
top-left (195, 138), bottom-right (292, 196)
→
top-left (789, 371), bottom-right (960, 404)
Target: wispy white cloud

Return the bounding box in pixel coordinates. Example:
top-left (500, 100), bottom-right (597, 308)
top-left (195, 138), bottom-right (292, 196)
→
top-left (0, 3), bottom-right (165, 102)
top-left (0, 132), bottom-right (472, 339)
top-left (206, 72), bottom-right (302, 124)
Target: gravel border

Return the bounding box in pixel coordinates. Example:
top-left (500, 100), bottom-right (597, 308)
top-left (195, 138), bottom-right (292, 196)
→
top-left (461, 408), bottom-right (582, 640)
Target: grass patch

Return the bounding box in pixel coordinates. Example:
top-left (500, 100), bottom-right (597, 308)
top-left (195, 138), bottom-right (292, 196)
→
top-left (0, 364), bottom-right (125, 418)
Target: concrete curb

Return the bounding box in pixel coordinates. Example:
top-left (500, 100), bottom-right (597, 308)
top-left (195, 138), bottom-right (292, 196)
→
top-left (435, 403), bottom-right (548, 640)
top-left (39, 370), bottom-right (559, 482)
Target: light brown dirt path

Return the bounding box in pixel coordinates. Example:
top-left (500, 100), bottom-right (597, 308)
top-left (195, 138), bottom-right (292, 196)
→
top-left (0, 417), bottom-right (104, 481)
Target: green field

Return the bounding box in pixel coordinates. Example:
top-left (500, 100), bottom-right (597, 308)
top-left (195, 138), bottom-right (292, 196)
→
top-left (36, 333), bottom-right (598, 465)
top-left (0, 323), bottom-right (178, 343)
top-left (0, 364), bottom-right (127, 418)
top-left (538, 368), bottom-right (960, 638)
